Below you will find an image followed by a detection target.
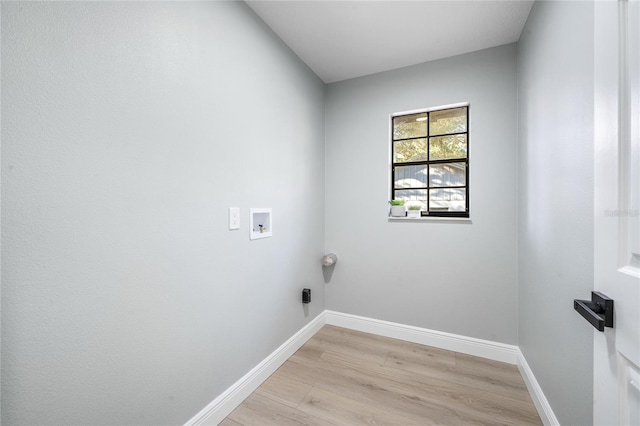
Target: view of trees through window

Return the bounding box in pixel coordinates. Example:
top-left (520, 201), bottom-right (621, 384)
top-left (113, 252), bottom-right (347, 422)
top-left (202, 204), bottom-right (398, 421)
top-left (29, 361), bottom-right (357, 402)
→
top-left (391, 105), bottom-right (469, 217)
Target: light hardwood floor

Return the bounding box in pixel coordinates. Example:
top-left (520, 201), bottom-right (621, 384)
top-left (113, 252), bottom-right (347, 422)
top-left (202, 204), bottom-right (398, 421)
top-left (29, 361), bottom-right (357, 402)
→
top-left (221, 325), bottom-right (542, 426)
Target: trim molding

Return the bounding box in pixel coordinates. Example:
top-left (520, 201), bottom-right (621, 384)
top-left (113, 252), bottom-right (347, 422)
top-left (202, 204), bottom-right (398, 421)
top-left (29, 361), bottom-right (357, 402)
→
top-left (184, 312), bottom-right (326, 426)
top-left (185, 310), bottom-right (558, 426)
top-left (325, 310), bottom-right (518, 364)
top-left (516, 349), bottom-right (560, 426)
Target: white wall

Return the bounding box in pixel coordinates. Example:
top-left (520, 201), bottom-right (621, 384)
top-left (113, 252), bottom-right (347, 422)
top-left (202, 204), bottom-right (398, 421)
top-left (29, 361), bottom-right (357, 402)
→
top-left (325, 44), bottom-right (519, 344)
top-left (1, 2), bottom-right (325, 425)
top-left (517, 2), bottom-right (594, 425)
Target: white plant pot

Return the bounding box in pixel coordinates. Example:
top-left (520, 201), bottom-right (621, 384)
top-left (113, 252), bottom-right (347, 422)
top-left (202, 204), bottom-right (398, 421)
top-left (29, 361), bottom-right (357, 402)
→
top-left (407, 210), bottom-right (421, 218)
top-left (390, 205), bottom-right (406, 217)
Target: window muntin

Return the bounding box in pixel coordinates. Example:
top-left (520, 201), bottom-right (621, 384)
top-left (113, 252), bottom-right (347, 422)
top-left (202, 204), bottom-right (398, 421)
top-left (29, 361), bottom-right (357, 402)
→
top-left (391, 105), bottom-right (469, 217)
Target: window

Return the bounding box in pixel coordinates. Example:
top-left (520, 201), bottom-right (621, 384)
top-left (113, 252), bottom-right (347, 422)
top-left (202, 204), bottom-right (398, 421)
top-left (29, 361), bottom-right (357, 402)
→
top-left (391, 104), bottom-right (469, 218)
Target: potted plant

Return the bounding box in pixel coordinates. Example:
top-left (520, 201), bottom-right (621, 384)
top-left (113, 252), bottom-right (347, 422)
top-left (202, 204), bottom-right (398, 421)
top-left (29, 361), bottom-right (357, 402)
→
top-left (406, 204), bottom-right (421, 218)
top-left (389, 200), bottom-right (406, 217)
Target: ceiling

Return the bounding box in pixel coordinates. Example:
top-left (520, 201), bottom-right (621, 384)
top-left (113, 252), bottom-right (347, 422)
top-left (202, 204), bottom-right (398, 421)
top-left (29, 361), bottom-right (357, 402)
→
top-left (246, 0), bottom-right (534, 84)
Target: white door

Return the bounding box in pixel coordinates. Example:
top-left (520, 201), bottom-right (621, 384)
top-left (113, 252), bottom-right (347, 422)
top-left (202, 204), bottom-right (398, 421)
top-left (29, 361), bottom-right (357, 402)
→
top-left (594, 0), bottom-right (640, 424)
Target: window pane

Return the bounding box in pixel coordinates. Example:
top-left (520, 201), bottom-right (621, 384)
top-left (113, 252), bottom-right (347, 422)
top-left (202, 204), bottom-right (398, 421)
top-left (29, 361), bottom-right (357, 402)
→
top-left (394, 138), bottom-right (427, 163)
top-left (394, 165), bottom-right (428, 188)
top-left (429, 188), bottom-right (466, 211)
top-left (429, 163), bottom-right (466, 187)
top-left (429, 107), bottom-right (467, 136)
top-left (394, 189), bottom-right (427, 203)
top-left (429, 135), bottom-right (467, 160)
top-left (393, 113), bottom-right (428, 140)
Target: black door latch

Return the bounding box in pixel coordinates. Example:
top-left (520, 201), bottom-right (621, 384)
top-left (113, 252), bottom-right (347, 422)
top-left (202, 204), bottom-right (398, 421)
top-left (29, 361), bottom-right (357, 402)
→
top-left (574, 291), bottom-right (614, 332)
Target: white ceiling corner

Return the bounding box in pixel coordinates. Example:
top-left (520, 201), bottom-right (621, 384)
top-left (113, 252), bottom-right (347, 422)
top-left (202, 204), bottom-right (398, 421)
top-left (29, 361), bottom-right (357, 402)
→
top-left (246, 0), bottom-right (534, 83)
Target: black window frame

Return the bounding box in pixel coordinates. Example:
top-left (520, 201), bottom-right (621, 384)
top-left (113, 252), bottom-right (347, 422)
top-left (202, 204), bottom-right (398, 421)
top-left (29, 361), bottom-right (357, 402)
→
top-left (390, 104), bottom-right (470, 218)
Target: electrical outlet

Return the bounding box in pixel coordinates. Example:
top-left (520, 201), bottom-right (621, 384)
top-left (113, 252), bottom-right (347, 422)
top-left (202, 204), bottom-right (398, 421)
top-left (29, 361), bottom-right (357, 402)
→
top-left (229, 207), bottom-right (240, 230)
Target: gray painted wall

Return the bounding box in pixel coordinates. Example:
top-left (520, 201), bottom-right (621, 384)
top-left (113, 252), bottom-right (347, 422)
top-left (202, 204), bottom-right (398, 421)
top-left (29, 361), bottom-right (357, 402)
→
top-left (517, 1), bottom-right (594, 425)
top-left (1, 2), bottom-right (325, 425)
top-left (325, 44), bottom-right (519, 344)
top-left (1, 1), bottom-right (601, 425)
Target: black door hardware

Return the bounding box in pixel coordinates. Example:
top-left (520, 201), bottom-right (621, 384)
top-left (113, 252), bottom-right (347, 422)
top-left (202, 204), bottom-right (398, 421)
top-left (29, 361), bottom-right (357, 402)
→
top-left (574, 291), bottom-right (614, 332)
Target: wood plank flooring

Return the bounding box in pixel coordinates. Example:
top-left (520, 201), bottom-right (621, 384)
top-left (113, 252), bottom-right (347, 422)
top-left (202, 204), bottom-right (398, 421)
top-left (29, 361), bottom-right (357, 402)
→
top-left (221, 325), bottom-right (541, 426)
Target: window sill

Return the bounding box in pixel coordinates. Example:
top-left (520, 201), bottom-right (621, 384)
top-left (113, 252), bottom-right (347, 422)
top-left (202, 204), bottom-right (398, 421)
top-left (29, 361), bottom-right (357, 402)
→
top-left (387, 216), bottom-right (472, 223)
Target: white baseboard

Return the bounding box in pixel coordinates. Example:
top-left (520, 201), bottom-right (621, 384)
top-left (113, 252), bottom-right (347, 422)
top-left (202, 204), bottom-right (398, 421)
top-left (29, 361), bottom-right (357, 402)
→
top-left (516, 349), bottom-right (560, 426)
top-left (184, 312), bottom-right (326, 426)
top-left (324, 310), bottom-right (518, 364)
top-left (185, 310), bottom-right (557, 426)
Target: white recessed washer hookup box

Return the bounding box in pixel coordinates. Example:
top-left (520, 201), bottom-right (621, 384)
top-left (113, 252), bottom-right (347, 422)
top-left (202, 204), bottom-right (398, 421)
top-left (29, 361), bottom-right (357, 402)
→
top-left (250, 208), bottom-right (272, 240)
